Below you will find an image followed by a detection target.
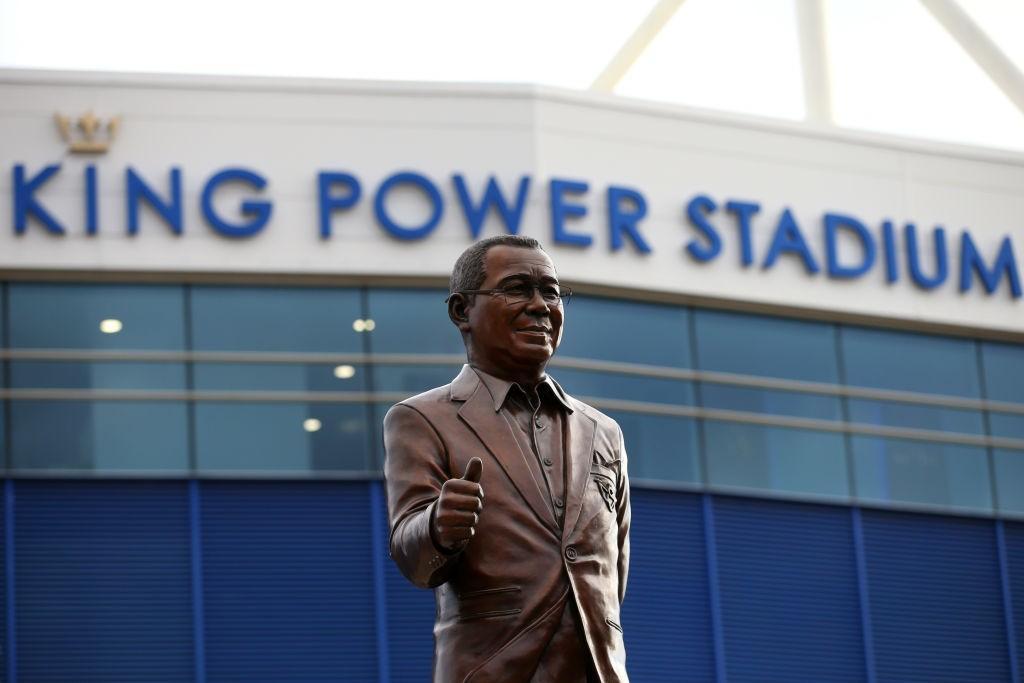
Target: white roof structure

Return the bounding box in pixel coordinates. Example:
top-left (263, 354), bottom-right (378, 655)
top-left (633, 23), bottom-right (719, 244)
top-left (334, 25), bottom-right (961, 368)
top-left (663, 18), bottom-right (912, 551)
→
top-left (1, 0), bottom-right (1023, 152)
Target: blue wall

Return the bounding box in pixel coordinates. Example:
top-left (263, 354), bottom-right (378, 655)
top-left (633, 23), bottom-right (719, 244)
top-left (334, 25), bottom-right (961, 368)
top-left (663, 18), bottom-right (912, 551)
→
top-left (2, 479), bottom-right (1020, 682)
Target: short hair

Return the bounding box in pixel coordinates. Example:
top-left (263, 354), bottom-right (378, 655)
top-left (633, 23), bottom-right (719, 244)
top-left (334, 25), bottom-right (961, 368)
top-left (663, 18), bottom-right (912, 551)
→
top-left (449, 235), bottom-right (544, 293)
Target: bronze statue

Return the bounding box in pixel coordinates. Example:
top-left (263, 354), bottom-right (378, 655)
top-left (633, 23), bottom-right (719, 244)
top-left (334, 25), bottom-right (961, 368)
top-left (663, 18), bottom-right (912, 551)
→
top-left (384, 235), bottom-right (631, 682)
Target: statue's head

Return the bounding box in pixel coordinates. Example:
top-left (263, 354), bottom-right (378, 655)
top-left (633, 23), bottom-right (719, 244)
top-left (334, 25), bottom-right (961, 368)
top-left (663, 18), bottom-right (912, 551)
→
top-left (447, 236), bottom-right (568, 381)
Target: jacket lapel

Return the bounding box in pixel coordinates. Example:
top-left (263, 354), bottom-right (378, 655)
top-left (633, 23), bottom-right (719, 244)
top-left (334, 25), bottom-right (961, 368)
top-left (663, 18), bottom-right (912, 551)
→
top-left (562, 399), bottom-right (597, 544)
top-left (453, 367), bottom-right (559, 533)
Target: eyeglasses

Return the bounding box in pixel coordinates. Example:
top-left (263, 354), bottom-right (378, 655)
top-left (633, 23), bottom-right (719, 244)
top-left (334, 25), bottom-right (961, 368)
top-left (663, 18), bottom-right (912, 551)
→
top-left (447, 283), bottom-right (572, 306)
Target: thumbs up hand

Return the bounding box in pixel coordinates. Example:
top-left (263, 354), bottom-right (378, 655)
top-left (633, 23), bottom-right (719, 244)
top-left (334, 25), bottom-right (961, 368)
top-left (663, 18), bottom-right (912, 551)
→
top-left (432, 457), bottom-right (485, 552)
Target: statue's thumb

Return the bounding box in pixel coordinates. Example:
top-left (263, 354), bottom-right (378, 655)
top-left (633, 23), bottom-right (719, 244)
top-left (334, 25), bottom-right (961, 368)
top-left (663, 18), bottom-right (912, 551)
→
top-left (462, 457), bottom-right (483, 484)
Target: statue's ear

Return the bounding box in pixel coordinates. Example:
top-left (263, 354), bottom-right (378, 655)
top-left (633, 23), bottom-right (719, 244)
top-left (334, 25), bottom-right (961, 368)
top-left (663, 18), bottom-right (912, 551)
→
top-left (448, 293), bottom-right (471, 331)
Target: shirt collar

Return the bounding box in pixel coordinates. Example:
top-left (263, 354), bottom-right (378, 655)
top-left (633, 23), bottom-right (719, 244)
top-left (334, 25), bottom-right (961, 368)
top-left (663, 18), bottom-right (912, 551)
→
top-left (471, 366), bottom-right (574, 414)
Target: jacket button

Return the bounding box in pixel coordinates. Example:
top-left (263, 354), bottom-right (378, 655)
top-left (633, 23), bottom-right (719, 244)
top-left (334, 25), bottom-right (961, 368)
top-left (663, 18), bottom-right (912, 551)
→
top-left (564, 545), bottom-right (578, 562)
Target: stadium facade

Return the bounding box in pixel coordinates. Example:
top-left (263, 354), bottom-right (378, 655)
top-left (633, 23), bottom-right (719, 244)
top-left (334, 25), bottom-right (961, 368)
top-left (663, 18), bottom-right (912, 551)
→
top-left (0, 69), bottom-right (1022, 682)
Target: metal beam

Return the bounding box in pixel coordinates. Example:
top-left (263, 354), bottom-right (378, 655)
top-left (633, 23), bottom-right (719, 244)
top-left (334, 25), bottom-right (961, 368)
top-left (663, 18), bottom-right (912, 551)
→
top-left (590, 0), bottom-right (688, 92)
top-left (919, 0), bottom-right (1024, 118)
top-left (795, 0), bottom-right (833, 124)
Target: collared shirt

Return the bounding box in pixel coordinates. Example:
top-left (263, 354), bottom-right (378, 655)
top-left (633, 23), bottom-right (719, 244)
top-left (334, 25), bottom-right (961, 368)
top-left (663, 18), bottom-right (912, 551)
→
top-left (472, 366), bottom-right (573, 527)
top-left (472, 367), bottom-right (593, 682)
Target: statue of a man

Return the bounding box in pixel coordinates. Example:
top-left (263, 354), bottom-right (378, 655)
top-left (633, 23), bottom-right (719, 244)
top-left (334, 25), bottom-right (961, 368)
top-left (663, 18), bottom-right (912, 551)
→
top-left (384, 235), bottom-right (631, 682)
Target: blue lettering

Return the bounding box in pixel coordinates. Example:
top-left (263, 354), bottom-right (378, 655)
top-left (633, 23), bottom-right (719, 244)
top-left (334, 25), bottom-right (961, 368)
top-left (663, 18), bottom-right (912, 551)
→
top-left (452, 174), bottom-right (530, 238)
top-left (201, 168), bottom-right (272, 238)
top-left (824, 212), bottom-right (876, 279)
top-left (607, 186), bottom-right (651, 253)
top-left (549, 178), bottom-right (591, 247)
top-left (959, 232), bottom-right (1021, 298)
top-left (882, 220), bottom-right (899, 283)
top-left (725, 200), bottom-right (759, 266)
top-left (13, 164), bottom-right (64, 235)
top-left (318, 172), bottom-right (362, 239)
top-left (126, 167), bottom-right (182, 235)
top-left (904, 224), bottom-right (948, 290)
top-left (684, 194), bottom-right (720, 262)
top-left (763, 208), bottom-right (820, 274)
top-left (85, 165), bottom-right (98, 235)
top-left (374, 171), bottom-right (443, 241)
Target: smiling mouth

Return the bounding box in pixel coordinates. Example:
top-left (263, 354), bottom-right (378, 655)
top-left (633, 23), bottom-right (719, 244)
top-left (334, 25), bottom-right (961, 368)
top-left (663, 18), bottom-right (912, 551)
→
top-left (518, 327), bottom-right (551, 334)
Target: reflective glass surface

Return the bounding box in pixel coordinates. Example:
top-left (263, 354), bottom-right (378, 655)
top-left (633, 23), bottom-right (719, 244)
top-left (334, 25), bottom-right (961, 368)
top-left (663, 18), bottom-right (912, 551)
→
top-left (195, 402), bottom-right (371, 472)
top-left (851, 436), bottom-right (992, 511)
top-left (989, 412), bottom-right (1024, 440)
top-left (981, 342), bottom-right (1024, 404)
top-left (704, 421), bottom-right (849, 497)
top-left (9, 283), bottom-right (185, 350)
top-left (191, 286), bottom-right (363, 352)
top-left (701, 384), bottom-right (841, 421)
top-left (10, 400), bottom-right (189, 471)
top-left (994, 449), bottom-right (1024, 514)
top-left (841, 327), bottom-right (980, 397)
top-left (553, 368), bottom-right (695, 405)
top-left (559, 296), bottom-right (692, 367)
top-left (695, 310), bottom-right (839, 382)
top-left (606, 411), bottom-right (700, 483)
top-left (366, 288), bottom-right (462, 354)
top-left (372, 364), bottom-right (464, 395)
top-left (193, 363), bottom-right (369, 392)
top-left (11, 361), bottom-right (186, 390)
top-left (847, 399), bottom-right (984, 435)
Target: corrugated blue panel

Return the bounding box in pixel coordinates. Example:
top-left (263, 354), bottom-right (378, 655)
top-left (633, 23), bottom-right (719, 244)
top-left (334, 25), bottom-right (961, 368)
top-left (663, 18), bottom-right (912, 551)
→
top-left (623, 489), bottom-right (714, 682)
top-left (863, 510), bottom-right (1009, 682)
top-left (201, 481), bottom-right (377, 682)
top-left (1005, 521), bottom-right (1024, 679)
top-left (713, 496), bottom-right (866, 682)
top-left (15, 480), bottom-right (193, 682)
top-left (0, 481), bottom-right (6, 681)
top-left (377, 488), bottom-right (435, 683)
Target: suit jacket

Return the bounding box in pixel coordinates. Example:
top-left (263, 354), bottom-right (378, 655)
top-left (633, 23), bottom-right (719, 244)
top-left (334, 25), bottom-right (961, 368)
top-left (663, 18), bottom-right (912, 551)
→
top-left (383, 365), bottom-right (631, 683)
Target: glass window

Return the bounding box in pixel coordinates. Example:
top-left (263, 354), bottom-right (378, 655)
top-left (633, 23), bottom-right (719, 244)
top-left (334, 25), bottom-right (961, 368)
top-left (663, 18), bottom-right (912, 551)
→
top-left (193, 362), bottom-right (369, 392)
top-left (10, 400), bottom-right (189, 472)
top-left (841, 327), bottom-right (980, 397)
top-left (9, 283), bottom-right (185, 350)
top-left (191, 286), bottom-right (363, 352)
top-left (606, 410), bottom-right (700, 484)
top-left (695, 310), bottom-right (839, 382)
top-left (990, 412), bottom-right (1024, 440)
top-left (10, 361), bottom-right (186, 390)
top-left (552, 368), bottom-right (695, 406)
top-left (704, 421), bottom-right (849, 498)
top-left (366, 288), bottom-right (462, 355)
top-left (994, 449), bottom-right (1024, 515)
top-left (981, 342), bottom-right (1024, 402)
top-left (194, 402), bottom-right (371, 472)
top-left (701, 384), bottom-right (841, 421)
top-left (851, 436), bottom-right (992, 512)
top-left (372, 363), bottom-right (464, 395)
top-left (847, 399), bottom-right (985, 435)
top-left (558, 296), bottom-right (692, 367)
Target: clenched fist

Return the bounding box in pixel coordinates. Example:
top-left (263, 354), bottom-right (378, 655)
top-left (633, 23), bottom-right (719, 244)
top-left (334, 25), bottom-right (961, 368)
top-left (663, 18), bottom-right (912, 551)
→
top-left (431, 457), bottom-right (485, 552)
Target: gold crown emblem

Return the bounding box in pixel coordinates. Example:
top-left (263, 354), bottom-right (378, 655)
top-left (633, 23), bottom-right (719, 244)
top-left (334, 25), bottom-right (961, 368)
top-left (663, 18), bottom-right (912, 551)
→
top-left (55, 111), bottom-right (121, 154)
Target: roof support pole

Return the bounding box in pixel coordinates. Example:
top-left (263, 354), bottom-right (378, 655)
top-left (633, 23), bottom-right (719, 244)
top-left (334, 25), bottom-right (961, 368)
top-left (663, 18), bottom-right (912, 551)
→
top-left (919, 0), bottom-right (1024, 118)
top-left (590, 0), bottom-right (688, 92)
top-left (795, 0), bottom-right (833, 124)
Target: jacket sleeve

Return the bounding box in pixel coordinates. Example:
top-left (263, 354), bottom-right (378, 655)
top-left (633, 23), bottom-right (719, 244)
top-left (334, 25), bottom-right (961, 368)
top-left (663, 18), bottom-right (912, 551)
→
top-left (383, 402), bottom-right (462, 589)
top-left (615, 422), bottom-right (631, 605)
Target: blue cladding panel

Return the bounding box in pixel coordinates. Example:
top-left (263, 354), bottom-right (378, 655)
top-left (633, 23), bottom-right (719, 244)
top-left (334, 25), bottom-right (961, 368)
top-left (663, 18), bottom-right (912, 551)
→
top-left (862, 510), bottom-right (1010, 683)
top-left (15, 480), bottom-right (192, 682)
top-left (1006, 522), bottom-right (1024, 677)
top-left (623, 490), bottom-right (714, 682)
top-left (373, 492), bottom-right (435, 682)
top-left (201, 481), bottom-right (378, 682)
top-left (713, 496), bottom-right (866, 683)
